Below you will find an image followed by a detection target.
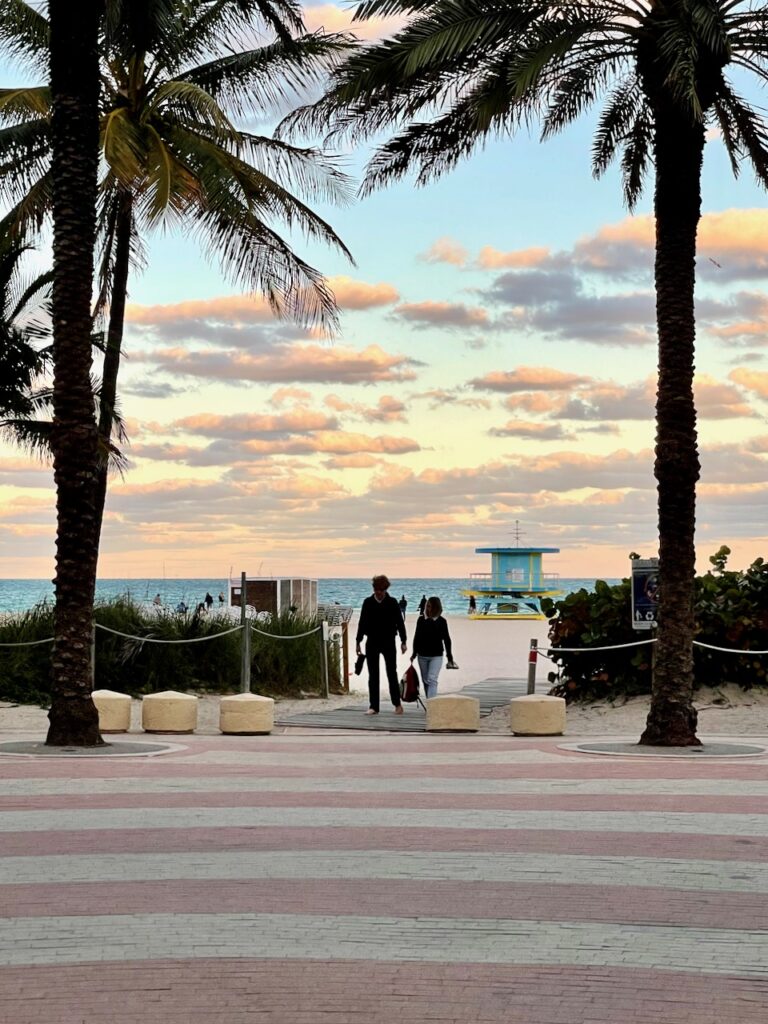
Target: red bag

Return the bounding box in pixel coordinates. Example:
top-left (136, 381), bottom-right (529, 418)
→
top-left (400, 664), bottom-right (420, 703)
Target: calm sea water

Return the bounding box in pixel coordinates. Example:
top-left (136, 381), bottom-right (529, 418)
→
top-left (0, 577), bottom-right (619, 617)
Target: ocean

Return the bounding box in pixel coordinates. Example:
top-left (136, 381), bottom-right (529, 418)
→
top-left (0, 577), bottom-right (620, 617)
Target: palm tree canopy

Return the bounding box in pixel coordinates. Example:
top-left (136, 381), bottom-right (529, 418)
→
top-left (0, 230), bottom-right (50, 419)
top-left (281, 0), bottom-right (768, 205)
top-left (0, 0), bottom-right (356, 329)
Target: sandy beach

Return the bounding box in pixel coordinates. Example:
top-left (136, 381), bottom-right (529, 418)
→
top-left (1, 611), bottom-right (766, 737)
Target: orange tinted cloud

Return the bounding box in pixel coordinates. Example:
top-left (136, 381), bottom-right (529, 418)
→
top-left (303, 3), bottom-right (406, 40)
top-left (420, 237), bottom-right (469, 266)
top-left (134, 343), bottom-right (421, 384)
top-left (476, 245), bottom-right (551, 269)
top-left (729, 367), bottom-right (768, 398)
top-left (329, 275), bottom-right (399, 309)
top-left (470, 367), bottom-right (590, 392)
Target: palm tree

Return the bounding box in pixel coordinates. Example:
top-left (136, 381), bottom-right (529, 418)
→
top-left (0, 0), bottom-right (354, 553)
top-left (283, 0), bottom-right (768, 745)
top-left (0, 230), bottom-right (51, 423)
top-left (46, 0), bottom-right (105, 745)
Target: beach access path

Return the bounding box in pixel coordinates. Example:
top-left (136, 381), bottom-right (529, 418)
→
top-left (2, 728), bottom-right (768, 1023)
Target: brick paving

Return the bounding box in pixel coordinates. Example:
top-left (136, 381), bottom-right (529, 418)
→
top-left (1, 733), bottom-right (768, 1022)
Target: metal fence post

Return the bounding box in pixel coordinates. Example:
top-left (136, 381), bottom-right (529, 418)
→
top-left (526, 638), bottom-right (538, 694)
top-left (240, 571), bottom-right (251, 693)
top-left (90, 623), bottom-right (96, 689)
top-left (320, 620), bottom-right (330, 698)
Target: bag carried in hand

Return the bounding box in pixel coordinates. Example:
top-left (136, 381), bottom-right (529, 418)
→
top-left (400, 663), bottom-right (420, 703)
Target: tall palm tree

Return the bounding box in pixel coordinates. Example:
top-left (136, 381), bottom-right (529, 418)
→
top-left (46, 0), bottom-right (105, 745)
top-left (0, 0), bottom-right (354, 553)
top-left (283, 0), bottom-right (768, 745)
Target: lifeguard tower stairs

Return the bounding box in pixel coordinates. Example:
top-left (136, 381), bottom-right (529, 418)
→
top-left (463, 546), bottom-right (561, 620)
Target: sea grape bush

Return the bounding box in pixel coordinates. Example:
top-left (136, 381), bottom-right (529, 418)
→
top-left (0, 599), bottom-right (342, 706)
top-left (542, 548), bottom-right (768, 702)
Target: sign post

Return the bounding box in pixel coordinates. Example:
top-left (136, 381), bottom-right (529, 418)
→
top-left (631, 557), bottom-right (659, 630)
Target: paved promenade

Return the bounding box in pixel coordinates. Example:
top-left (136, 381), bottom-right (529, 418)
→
top-left (1, 731), bottom-right (768, 1022)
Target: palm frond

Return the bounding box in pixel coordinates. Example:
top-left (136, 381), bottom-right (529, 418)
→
top-left (181, 34), bottom-right (355, 121)
top-left (619, 95), bottom-right (653, 209)
top-left (591, 76), bottom-right (644, 177)
top-left (0, 86), bottom-right (50, 123)
top-left (0, 0), bottom-right (49, 70)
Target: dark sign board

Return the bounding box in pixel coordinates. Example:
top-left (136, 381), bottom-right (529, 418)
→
top-left (631, 557), bottom-right (659, 630)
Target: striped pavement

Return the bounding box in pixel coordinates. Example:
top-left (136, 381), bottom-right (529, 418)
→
top-left (1, 733), bottom-right (768, 1022)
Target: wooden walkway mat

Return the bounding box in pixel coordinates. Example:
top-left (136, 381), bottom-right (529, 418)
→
top-left (275, 678), bottom-right (530, 732)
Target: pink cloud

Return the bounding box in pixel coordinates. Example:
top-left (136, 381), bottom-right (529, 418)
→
top-left (329, 275), bottom-right (399, 309)
top-left (303, 3), bottom-right (406, 41)
top-left (133, 343), bottom-right (421, 384)
top-left (173, 409), bottom-right (338, 437)
top-left (476, 245), bottom-right (552, 270)
top-left (470, 367), bottom-right (590, 393)
top-left (730, 367), bottom-right (768, 399)
top-left (419, 237), bottom-right (469, 267)
top-left (393, 301), bottom-right (490, 328)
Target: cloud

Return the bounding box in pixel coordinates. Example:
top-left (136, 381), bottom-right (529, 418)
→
top-left (730, 367), bottom-right (768, 399)
top-left (172, 410), bottom-right (339, 438)
top-left (303, 3), bottom-right (406, 41)
top-left (269, 386), bottom-right (313, 406)
top-left (392, 300), bottom-right (490, 329)
top-left (470, 367), bottom-right (591, 393)
top-left (419, 237), bottom-right (469, 267)
top-left (329, 275), bottom-right (400, 309)
top-left (489, 420), bottom-right (576, 440)
top-left (132, 343), bottom-right (422, 384)
top-left (476, 245), bottom-right (553, 270)
top-left (415, 388), bottom-right (492, 410)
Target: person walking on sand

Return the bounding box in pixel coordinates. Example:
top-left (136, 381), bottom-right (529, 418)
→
top-left (204, 591), bottom-right (214, 610)
top-left (152, 593), bottom-right (162, 607)
top-left (356, 574), bottom-right (407, 715)
top-left (218, 591), bottom-right (226, 605)
top-left (411, 596), bottom-right (456, 698)
top-left (418, 594), bottom-right (427, 617)
top-left (468, 594), bottom-right (476, 614)
top-left (398, 594), bottom-right (408, 617)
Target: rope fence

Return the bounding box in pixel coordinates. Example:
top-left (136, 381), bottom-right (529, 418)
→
top-left (0, 620), bottom-right (332, 698)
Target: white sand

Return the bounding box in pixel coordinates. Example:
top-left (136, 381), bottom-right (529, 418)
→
top-left (1, 612), bottom-right (766, 737)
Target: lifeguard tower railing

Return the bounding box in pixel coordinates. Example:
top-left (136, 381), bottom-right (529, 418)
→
top-left (468, 571), bottom-right (561, 593)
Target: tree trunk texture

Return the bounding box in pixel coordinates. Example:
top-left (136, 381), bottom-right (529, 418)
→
top-left (639, 102), bottom-right (703, 747)
top-left (94, 194), bottom-right (132, 553)
top-left (46, 0), bottom-right (105, 746)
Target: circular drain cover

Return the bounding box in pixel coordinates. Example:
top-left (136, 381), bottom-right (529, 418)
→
top-left (565, 741), bottom-right (766, 758)
top-left (0, 740), bottom-right (181, 758)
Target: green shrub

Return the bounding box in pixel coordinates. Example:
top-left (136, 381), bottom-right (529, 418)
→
top-left (0, 598), bottom-right (342, 706)
top-left (543, 548), bottom-right (768, 702)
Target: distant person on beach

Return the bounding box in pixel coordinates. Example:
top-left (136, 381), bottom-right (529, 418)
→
top-left (468, 595), bottom-right (477, 613)
top-left (176, 600), bottom-right (187, 614)
top-left (196, 602), bottom-right (207, 616)
top-left (356, 574), bottom-right (407, 716)
top-left (204, 592), bottom-right (214, 610)
top-left (411, 596), bottom-right (455, 698)
top-left (218, 591), bottom-right (226, 605)
top-left (152, 593), bottom-right (162, 606)
top-left (398, 594), bottom-right (408, 617)
top-left (418, 594), bottom-right (427, 617)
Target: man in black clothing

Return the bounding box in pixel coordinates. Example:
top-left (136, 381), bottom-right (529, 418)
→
top-left (356, 574), bottom-right (407, 715)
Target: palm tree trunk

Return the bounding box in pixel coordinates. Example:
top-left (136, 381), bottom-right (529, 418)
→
top-left (639, 101), bottom-right (703, 747)
top-left (94, 193), bottom-right (132, 552)
top-left (46, 0), bottom-right (105, 746)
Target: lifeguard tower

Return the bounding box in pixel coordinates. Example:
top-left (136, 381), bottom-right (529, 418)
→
top-left (464, 544), bottom-right (561, 619)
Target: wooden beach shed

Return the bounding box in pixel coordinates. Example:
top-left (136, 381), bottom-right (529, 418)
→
top-left (229, 576), bottom-right (318, 617)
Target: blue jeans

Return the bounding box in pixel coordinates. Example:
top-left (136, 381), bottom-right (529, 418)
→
top-left (418, 655), bottom-right (443, 698)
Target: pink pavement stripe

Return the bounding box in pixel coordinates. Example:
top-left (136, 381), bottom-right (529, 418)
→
top-left (2, 823), bottom-right (766, 860)
top-left (3, 877), bottom-right (768, 929)
top-left (3, 758), bottom-right (768, 782)
top-left (1, 960), bottom-right (766, 1024)
top-left (2, 790), bottom-right (766, 813)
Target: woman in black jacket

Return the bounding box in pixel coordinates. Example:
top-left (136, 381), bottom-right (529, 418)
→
top-left (410, 596), bottom-right (456, 698)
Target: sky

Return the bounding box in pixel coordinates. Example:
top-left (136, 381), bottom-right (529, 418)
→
top-left (1, 3), bottom-right (768, 582)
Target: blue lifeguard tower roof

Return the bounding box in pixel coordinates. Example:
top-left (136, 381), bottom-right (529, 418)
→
top-left (475, 547), bottom-right (559, 555)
